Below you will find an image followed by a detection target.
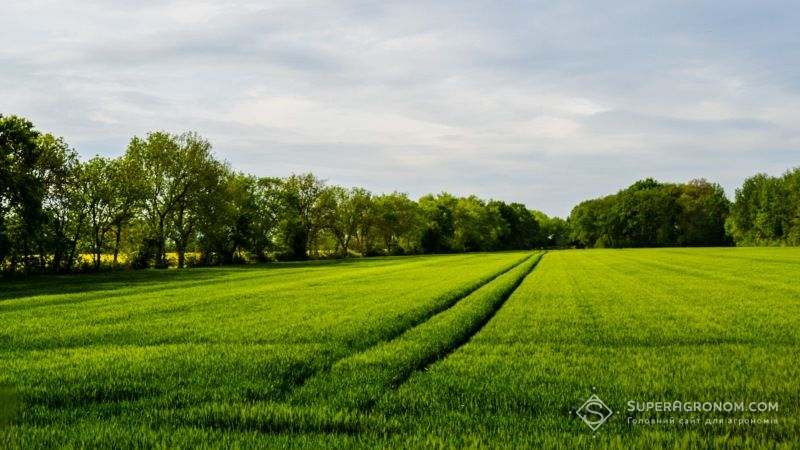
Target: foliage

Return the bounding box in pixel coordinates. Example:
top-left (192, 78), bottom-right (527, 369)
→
top-left (568, 178), bottom-right (731, 248)
top-left (726, 168), bottom-right (800, 245)
top-left (5, 113), bottom-right (800, 277)
top-left (1, 116), bottom-right (554, 275)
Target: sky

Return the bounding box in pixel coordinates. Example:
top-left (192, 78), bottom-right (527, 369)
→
top-left (2, 1), bottom-right (799, 217)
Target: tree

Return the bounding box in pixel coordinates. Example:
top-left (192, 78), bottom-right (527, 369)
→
top-left (373, 192), bottom-right (420, 254)
top-left (613, 180), bottom-right (681, 247)
top-left (726, 170), bottom-right (798, 246)
top-left (452, 196), bottom-right (499, 252)
top-left (220, 173), bottom-right (259, 263)
top-left (196, 171), bottom-right (259, 265)
top-left (676, 179), bottom-right (730, 246)
top-left (353, 190), bottom-right (377, 255)
top-left (321, 186), bottom-right (371, 257)
top-left (492, 201), bottom-right (542, 250)
top-left (569, 178), bottom-right (729, 248)
top-left (125, 131), bottom-right (221, 268)
top-left (0, 115), bottom-right (45, 273)
top-left (278, 174), bottom-right (327, 260)
top-left (784, 168), bottom-right (800, 245)
top-left (418, 194), bottom-right (457, 254)
top-left (169, 142), bottom-right (227, 269)
top-left (82, 157), bottom-right (117, 271)
top-left (107, 157), bottom-right (146, 268)
top-left (26, 132), bottom-right (84, 273)
top-left (40, 145), bottom-right (85, 273)
top-left (0, 116), bottom-right (96, 274)
top-left (569, 196), bottom-right (613, 248)
top-left (249, 177), bottom-right (283, 261)
top-left (0, 115), bottom-right (39, 272)
top-left (532, 210), bottom-right (569, 248)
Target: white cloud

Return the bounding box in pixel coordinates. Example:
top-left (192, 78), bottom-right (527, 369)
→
top-left (1, 0), bottom-right (799, 216)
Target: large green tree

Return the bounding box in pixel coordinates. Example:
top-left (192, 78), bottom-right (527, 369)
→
top-left (491, 201), bottom-right (542, 250)
top-left (321, 186), bottom-right (372, 257)
top-left (125, 131), bottom-right (221, 268)
top-left (278, 174), bottom-right (327, 260)
top-left (418, 193), bottom-right (457, 253)
top-left (726, 169), bottom-right (800, 246)
top-left (107, 156), bottom-right (146, 268)
top-left (372, 192), bottom-right (420, 254)
top-left (39, 139), bottom-right (84, 273)
top-left (569, 178), bottom-right (731, 248)
top-left (248, 177), bottom-right (283, 261)
top-left (82, 157), bottom-right (117, 271)
top-left (0, 115), bottom-right (45, 273)
top-left (196, 171), bottom-right (259, 265)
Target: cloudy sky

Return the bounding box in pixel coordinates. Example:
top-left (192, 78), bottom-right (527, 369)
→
top-left (2, 1), bottom-right (798, 216)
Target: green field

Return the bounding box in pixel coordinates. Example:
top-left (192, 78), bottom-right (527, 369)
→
top-left (1, 249), bottom-right (799, 448)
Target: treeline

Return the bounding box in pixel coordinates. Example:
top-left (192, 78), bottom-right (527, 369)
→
top-left (3, 114), bottom-right (798, 274)
top-left (568, 170), bottom-right (800, 249)
top-left (568, 178), bottom-right (732, 248)
top-left (0, 115), bottom-right (564, 275)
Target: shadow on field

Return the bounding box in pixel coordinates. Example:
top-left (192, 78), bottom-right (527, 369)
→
top-left (0, 254), bottom-right (449, 303)
top-left (0, 269), bottom-right (226, 302)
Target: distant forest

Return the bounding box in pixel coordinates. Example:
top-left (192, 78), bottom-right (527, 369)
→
top-left (1, 114), bottom-right (798, 275)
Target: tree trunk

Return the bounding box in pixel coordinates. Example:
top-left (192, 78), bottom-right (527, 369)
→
top-left (113, 224), bottom-right (122, 270)
top-left (94, 227), bottom-right (101, 271)
top-left (23, 237), bottom-right (31, 275)
top-left (343, 236), bottom-right (350, 257)
top-left (38, 242), bottom-right (46, 272)
top-left (291, 227), bottom-right (308, 260)
top-left (66, 218), bottom-right (84, 273)
top-left (157, 215), bottom-right (166, 268)
top-left (176, 227), bottom-right (192, 269)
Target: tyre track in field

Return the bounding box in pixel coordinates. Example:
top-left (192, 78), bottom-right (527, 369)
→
top-left (274, 253), bottom-right (537, 398)
top-left (182, 253), bottom-right (542, 434)
top-left (385, 251), bottom-right (544, 394)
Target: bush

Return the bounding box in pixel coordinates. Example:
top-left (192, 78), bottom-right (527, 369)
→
top-left (184, 254), bottom-right (201, 268)
top-left (129, 251), bottom-right (150, 270)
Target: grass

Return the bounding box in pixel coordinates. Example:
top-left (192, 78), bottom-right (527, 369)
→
top-left (0, 252), bottom-right (531, 448)
top-left (1, 248), bottom-right (798, 448)
top-left (377, 248), bottom-right (800, 448)
top-left (184, 253), bottom-right (543, 434)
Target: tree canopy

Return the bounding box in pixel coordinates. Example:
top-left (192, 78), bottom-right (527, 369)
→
top-left (725, 169), bottom-right (800, 246)
top-left (568, 178), bottom-right (731, 248)
top-left (0, 116), bottom-right (554, 275)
